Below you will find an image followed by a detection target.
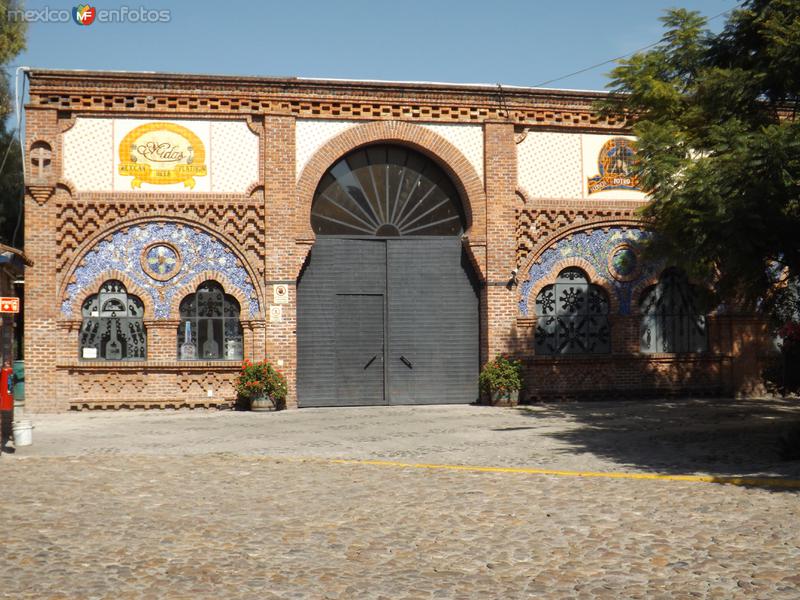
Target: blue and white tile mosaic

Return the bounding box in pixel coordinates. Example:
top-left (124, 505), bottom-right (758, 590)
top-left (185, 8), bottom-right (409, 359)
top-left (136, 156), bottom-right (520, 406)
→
top-left (519, 228), bottom-right (660, 316)
top-left (63, 222), bottom-right (260, 318)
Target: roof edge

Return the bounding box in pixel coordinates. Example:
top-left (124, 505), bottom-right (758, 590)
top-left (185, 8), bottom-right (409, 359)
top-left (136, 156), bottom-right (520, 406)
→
top-left (25, 68), bottom-right (611, 102)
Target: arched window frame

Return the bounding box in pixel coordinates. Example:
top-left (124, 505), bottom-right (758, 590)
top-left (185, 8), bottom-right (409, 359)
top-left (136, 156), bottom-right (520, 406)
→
top-left (640, 269), bottom-right (708, 354)
top-left (534, 267), bottom-right (611, 355)
top-left (178, 281), bottom-right (243, 361)
top-left (311, 144), bottom-right (466, 237)
top-left (79, 280), bottom-right (146, 361)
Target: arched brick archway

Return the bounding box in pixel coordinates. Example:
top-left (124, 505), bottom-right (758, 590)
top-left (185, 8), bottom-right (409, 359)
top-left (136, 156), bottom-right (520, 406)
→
top-left (296, 121), bottom-right (483, 407)
top-left (295, 120), bottom-right (486, 243)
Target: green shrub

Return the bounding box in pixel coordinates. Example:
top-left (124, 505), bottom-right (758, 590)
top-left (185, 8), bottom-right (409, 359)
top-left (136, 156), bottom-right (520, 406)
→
top-left (234, 359), bottom-right (288, 404)
top-left (479, 354), bottom-right (523, 394)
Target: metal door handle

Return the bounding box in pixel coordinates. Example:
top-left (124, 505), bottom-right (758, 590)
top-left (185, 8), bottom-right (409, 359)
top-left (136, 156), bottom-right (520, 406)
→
top-left (400, 355), bottom-right (413, 369)
top-left (364, 355), bottom-right (377, 369)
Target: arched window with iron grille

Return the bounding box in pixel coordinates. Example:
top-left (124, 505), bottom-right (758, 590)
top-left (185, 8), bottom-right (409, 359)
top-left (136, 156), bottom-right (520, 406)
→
top-left (79, 280), bottom-right (146, 360)
top-left (640, 269), bottom-right (707, 353)
top-left (534, 268), bottom-right (610, 355)
top-left (178, 281), bottom-right (243, 360)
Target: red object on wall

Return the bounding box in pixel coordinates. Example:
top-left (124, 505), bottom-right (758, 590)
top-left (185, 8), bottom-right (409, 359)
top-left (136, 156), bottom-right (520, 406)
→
top-left (0, 297), bottom-right (19, 313)
top-left (0, 367), bottom-right (13, 411)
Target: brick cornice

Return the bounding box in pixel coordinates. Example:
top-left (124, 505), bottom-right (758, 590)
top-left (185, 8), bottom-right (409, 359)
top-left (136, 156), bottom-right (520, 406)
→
top-left (27, 69), bottom-right (630, 130)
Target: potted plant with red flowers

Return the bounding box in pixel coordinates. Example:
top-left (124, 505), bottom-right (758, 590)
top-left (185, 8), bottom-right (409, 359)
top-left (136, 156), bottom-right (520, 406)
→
top-left (479, 354), bottom-right (523, 406)
top-left (234, 359), bottom-right (288, 411)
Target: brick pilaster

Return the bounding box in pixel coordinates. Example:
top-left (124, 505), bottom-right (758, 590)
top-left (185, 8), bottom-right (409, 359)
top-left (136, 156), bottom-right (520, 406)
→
top-left (263, 115), bottom-right (299, 407)
top-left (483, 121), bottom-right (518, 361)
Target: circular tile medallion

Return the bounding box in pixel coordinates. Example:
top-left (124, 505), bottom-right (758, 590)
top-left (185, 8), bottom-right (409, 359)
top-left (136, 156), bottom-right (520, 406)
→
top-left (141, 242), bottom-right (182, 281)
top-left (608, 243), bottom-right (639, 282)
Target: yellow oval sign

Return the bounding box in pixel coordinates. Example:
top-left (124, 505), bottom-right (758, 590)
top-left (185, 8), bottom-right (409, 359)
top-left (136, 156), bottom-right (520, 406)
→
top-left (118, 122), bottom-right (207, 189)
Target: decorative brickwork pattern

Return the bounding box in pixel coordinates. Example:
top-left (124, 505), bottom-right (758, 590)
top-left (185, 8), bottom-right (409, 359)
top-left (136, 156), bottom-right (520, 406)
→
top-left (520, 354), bottom-right (728, 402)
top-left (517, 131), bottom-right (582, 199)
top-left (62, 363), bottom-right (241, 409)
top-left (29, 71), bottom-right (629, 130)
top-left (513, 200), bottom-right (641, 271)
top-left (56, 199), bottom-right (266, 278)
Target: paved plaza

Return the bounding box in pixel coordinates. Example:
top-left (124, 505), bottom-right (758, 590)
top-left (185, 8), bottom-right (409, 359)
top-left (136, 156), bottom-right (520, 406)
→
top-left (1, 399), bottom-right (799, 598)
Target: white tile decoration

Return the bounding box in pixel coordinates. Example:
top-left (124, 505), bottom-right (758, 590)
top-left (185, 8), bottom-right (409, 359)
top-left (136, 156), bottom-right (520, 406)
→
top-left (581, 134), bottom-right (647, 200)
top-left (422, 123), bottom-right (484, 183)
top-left (62, 118), bottom-right (114, 191)
top-left (62, 118), bottom-right (259, 193)
top-left (517, 131), bottom-right (582, 199)
top-left (295, 119), bottom-right (358, 179)
top-left (209, 121), bottom-right (259, 193)
top-left (113, 119), bottom-right (212, 192)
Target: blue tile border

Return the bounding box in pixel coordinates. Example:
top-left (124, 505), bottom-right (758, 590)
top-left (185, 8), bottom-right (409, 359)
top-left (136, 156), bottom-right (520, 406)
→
top-left (62, 222), bottom-right (260, 319)
top-left (519, 228), bottom-right (659, 316)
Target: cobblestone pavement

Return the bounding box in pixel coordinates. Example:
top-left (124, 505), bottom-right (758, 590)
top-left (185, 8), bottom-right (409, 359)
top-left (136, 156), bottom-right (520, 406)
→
top-left (1, 455), bottom-right (799, 599)
top-left (12, 398), bottom-right (800, 477)
top-left (1, 399), bottom-right (799, 598)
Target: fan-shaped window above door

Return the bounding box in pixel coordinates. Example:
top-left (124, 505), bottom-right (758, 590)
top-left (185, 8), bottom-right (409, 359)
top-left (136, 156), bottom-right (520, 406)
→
top-left (311, 145), bottom-right (466, 236)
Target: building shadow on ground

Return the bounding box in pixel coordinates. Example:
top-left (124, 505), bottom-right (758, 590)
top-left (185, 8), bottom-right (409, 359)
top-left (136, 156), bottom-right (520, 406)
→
top-left (514, 397), bottom-right (800, 483)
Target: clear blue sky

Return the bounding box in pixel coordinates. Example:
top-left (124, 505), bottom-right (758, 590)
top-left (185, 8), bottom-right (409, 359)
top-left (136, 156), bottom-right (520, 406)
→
top-left (15, 0), bottom-right (736, 91)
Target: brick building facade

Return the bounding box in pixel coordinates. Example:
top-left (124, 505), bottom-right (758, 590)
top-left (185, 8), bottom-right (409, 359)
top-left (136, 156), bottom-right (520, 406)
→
top-left (22, 70), bottom-right (772, 412)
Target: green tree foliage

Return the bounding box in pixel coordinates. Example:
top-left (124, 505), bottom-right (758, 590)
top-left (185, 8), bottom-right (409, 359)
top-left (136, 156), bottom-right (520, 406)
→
top-left (0, 0), bottom-right (26, 246)
top-left (603, 1), bottom-right (800, 312)
top-left (0, 127), bottom-right (22, 245)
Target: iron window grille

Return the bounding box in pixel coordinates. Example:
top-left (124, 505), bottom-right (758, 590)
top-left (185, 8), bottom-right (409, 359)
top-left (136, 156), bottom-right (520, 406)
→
top-left (640, 269), bottom-right (707, 353)
top-left (535, 268), bottom-right (611, 355)
top-left (79, 280), bottom-right (146, 361)
top-left (178, 281), bottom-right (243, 361)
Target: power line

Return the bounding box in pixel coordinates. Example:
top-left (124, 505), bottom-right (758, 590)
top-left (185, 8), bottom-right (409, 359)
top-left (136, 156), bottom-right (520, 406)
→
top-left (532, 8), bottom-right (735, 88)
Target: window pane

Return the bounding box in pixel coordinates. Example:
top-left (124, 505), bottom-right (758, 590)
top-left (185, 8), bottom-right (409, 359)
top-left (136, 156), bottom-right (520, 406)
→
top-left (198, 318), bottom-right (223, 359)
top-left (177, 283), bottom-right (242, 361)
top-left (639, 270), bottom-right (708, 353)
top-left (311, 145), bottom-right (465, 236)
top-left (178, 318), bottom-right (198, 360)
top-left (79, 281), bottom-right (146, 361)
top-left (535, 269), bottom-right (610, 355)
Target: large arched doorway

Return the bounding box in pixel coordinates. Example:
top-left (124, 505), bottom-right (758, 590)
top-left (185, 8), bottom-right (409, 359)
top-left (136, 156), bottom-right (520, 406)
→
top-left (297, 145), bottom-right (479, 406)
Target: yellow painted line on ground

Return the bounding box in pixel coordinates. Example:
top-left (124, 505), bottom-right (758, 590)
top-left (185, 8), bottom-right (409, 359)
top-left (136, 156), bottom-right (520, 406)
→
top-left (326, 458), bottom-right (800, 490)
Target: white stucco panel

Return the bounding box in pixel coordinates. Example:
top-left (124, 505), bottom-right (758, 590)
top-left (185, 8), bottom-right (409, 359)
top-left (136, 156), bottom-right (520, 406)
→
top-left (581, 134), bottom-right (647, 200)
top-left (209, 121), bottom-right (260, 193)
top-left (62, 118), bottom-right (114, 191)
top-left (516, 131), bottom-right (582, 199)
top-left (422, 123), bottom-right (484, 183)
top-left (295, 119), bottom-right (358, 179)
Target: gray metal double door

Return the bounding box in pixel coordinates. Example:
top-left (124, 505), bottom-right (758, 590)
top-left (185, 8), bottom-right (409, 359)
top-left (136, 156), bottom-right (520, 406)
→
top-left (297, 237), bottom-right (479, 407)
